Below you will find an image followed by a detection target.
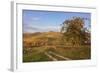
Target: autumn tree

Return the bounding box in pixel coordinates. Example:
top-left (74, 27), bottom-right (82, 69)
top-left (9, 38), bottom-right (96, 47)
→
top-left (61, 17), bottom-right (90, 46)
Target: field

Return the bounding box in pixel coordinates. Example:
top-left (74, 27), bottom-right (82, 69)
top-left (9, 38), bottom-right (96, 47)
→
top-left (23, 31), bottom-right (91, 62)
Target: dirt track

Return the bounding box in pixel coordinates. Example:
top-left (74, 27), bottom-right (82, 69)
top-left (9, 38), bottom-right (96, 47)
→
top-left (44, 51), bottom-right (71, 61)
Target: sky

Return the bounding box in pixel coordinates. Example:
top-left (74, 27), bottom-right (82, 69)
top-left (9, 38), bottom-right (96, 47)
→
top-left (23, 10), bottom-right (91, 33)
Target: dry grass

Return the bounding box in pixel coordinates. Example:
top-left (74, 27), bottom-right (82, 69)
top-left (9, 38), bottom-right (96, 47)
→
top-left (23, 32), bottom-right (91, 62)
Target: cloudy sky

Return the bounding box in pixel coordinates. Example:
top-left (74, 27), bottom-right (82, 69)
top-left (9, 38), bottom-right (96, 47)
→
top-left (23, 10), bottom-right (91, 33)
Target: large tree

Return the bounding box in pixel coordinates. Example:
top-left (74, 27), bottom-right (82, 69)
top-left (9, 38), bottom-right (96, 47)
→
top-left (61, 17), bottom-right (90, 45)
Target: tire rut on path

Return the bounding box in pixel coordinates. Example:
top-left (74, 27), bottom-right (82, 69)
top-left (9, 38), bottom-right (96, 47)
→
top-left (44, 51), bottom-right (71, 61)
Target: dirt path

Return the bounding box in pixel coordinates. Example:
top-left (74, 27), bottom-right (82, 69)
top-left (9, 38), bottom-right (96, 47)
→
top-left (48, 51), bottom-right (71, 60)
top-left (44, 51), bottom-right (71, 61)
top-left (44, 52), bottom-right (58, 61)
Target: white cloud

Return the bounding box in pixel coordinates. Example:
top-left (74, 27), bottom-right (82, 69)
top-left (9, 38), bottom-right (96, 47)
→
top-left (23, 24), bottom-right (61, 33)
top-left (31, 17), bottom-right (40, 21)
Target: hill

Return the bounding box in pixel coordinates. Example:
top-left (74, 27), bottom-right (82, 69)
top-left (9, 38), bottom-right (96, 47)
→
top-left (23, 31), bottom-right (91, 62)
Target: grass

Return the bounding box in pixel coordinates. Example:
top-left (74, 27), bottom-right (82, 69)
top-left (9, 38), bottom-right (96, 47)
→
top-left (23, 47), bottom-right (52, 62)
top-left (23, 32), bottom-right (91, 62)
top-left (23, 52), bottom-right (51, 62)
top-left (23, 45), bottom-right (91, 62)
top-left (56, 46), bottom-right (91, 60)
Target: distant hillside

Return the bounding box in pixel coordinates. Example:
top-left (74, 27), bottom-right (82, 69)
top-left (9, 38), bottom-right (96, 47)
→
top-left (23, 31), bottom-right (62, 39)
top-left (23, 31), bottom-right (63, 48)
